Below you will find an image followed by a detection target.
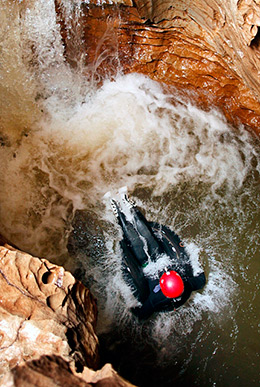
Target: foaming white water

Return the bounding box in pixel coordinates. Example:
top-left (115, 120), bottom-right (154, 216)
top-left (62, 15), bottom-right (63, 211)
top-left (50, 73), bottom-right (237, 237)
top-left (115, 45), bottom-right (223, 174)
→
top-left (1, 16), bottom-right (259, 319)
top-left (0, 68), bottom-right (258, 293)
top-left (142, 255), bottom-right (173, 278)
top-left (38, 72), bottom-right (258, 200)
top-left (1, 2), bottom-right (260, 384)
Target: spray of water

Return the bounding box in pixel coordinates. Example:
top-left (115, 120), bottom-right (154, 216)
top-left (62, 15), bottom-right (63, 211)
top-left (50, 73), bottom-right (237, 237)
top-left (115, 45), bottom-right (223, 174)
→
top-left (0, 1), bottom-right (259, 385)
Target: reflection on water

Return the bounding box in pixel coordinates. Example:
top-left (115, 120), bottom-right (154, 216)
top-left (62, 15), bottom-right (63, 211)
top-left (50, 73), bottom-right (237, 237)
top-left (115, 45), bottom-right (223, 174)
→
top-left (0, 1), bottom-right (259, 386)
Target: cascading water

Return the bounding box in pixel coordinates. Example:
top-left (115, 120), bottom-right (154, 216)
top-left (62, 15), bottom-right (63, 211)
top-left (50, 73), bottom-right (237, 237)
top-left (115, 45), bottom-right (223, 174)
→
top-left (0, 1), bottom-right (259, 386)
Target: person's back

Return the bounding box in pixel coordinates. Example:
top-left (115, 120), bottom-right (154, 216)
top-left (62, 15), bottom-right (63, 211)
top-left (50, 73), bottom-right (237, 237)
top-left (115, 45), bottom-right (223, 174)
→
top-left (105, 187), bottom-right (206, 320)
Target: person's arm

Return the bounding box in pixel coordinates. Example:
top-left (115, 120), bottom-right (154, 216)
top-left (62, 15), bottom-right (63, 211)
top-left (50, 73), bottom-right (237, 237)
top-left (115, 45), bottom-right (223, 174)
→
top-left (187, 272), bottom-right (206, 291)
top-left (131, 287), bottom-right (172, 320)
top-left (131, 297), bottom-right (155, 320)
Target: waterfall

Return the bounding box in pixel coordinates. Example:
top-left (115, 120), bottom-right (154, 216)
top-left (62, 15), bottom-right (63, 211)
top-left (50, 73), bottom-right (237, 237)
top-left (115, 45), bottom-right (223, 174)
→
top-left (0, 1), bottom-right (259, 386)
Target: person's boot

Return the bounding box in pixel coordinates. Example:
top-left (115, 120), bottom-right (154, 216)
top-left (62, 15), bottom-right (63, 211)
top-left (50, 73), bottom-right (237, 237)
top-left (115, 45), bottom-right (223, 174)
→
top-left (110, 198), bottom-right (119, 217)
top-left (118, 186), bottom-right (135, 208)
top-left (103, 191), bottom-right (119, 217)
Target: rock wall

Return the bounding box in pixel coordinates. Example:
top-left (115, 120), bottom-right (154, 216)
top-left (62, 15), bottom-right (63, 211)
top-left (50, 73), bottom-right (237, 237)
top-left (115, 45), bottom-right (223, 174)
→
top-left (3, 356), bottom-right (136, 386)
top-left (55, 0), bottom-right (260, 134)
top-left (0, 244), bottom-right (98, 374)
top-left (0, 243), bottom-right (135, 386)
top-left (135, 0), bottom-right (260, 98)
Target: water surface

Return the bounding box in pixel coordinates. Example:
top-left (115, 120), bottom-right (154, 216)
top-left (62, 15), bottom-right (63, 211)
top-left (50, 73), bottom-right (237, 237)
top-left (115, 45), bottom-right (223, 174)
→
top-left (0, 2), bottom-right (259, 386)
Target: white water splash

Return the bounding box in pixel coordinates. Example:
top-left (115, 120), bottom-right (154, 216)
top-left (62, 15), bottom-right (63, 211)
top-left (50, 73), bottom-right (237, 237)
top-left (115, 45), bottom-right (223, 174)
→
top-left (0, 4), bottom-right (259, 380)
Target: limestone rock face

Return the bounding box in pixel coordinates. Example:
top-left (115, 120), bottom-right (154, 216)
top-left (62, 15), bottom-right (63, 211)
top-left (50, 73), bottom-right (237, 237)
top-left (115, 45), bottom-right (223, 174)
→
top-left (55, 0), bottom-right (260, 134)
top-left (3, 355), bottom-right (135, 387)
top-left (0, 245), bottom-right (99, 380)
top-left (135, 1), bottom-right (260, 73)
top-left (134, 0), bottom-right (260, 108)
top-left (0, 244), bottom-right (137, 386)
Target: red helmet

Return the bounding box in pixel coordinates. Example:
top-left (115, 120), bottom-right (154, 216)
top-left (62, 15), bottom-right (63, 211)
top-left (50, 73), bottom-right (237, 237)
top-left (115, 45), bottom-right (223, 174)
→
top-left (159, 271), bottom-right (184, 298)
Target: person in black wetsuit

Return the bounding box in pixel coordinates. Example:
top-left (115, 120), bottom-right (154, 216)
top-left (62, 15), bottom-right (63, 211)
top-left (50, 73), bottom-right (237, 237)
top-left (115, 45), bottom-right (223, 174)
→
top-left (109, 189), bottom-right (206, 320)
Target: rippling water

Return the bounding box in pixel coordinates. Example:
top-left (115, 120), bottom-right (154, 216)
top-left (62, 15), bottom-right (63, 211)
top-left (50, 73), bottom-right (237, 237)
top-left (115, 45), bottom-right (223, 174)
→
top-left (0, 1), bottom-right (259, 386)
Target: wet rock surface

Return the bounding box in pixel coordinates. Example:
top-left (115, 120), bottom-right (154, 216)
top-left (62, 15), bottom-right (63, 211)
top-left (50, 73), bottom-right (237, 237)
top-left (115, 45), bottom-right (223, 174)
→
top-left (0, 244), bottom-right (99, 380)
top-left (55, 0), bottom-right (260, 134)
top-left (2, 355), bottom-right (135, 387)
top-left (0, 243), bottom-right (136, 386)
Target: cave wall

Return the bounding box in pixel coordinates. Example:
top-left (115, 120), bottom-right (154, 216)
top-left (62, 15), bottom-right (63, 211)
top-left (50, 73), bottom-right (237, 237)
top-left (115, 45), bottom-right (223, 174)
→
top-left (0, 244), bottom-right (99, 375)
top-left (0, 243), bottom-right (135, 386)
top-left (55, 0), bottom-right (260, 134)
top-left (135, 0), bottom-right (260, 98)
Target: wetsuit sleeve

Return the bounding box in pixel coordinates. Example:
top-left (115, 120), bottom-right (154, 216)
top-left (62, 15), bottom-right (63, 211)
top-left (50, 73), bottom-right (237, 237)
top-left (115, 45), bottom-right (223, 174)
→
top-left (187, 272), bottom-right (206, 291)
top-left (132, 297), bottom-right (155, 320)
top-left (132, 289), bottom-right (173, 320)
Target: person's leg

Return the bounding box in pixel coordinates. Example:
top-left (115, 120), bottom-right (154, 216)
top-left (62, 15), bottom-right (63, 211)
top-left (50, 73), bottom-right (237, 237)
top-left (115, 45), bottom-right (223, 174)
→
top-left (131, 208), bottom-right (163, 261)
top-left (120, 240), bottom-right (150, 302)
top-left (117, 208), bottom-right (148, 266)
top-left (113, 196), bottom-right (163, 263)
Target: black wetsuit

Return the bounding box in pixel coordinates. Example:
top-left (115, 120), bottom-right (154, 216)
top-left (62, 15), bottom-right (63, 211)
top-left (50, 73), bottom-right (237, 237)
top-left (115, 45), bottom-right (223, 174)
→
top-left (118, 206), bottom-right (206, 320)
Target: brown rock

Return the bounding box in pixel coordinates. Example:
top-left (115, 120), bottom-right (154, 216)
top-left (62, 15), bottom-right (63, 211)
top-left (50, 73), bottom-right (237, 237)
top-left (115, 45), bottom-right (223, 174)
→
top-left (0, 242), bottom-right (137, 386)
top-left (134, 0), bottom-right (260, 96)
top-left (55, 0), bottom-right (260, 134)
top-left (0, 245), bottom-right (99, 380)
top-left (2, 355), bottom-right (135, 387)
